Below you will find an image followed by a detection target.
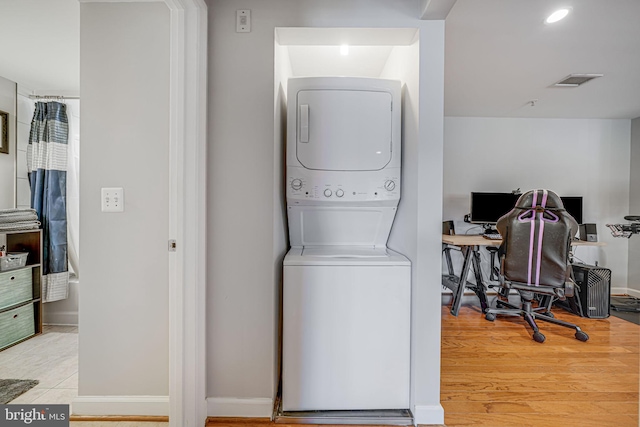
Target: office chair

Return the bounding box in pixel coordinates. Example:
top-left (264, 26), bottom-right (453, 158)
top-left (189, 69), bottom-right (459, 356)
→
top-left (484, 189), bottom-right (589, 343)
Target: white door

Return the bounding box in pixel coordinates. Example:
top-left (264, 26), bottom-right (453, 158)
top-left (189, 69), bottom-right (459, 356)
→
top-left (296, 90), bottom-right (393, 171)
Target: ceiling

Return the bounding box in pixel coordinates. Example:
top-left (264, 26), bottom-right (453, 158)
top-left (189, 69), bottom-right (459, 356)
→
top-left (277, 28), bottom-right (418, 79)
top-left (287, 46), bottom-right (395, 78)
top-left (445, 0), bottom-right (640, 119)
top-left (0, 0), bottom-right (79, 94)
top-left (1, 0), bottom-right (639, 119)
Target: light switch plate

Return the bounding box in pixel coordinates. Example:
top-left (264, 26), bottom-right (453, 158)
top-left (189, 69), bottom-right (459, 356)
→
top-left (236, 9), bottom-right (251, 32)
top-left (101, 187), bottom-right (124, 212)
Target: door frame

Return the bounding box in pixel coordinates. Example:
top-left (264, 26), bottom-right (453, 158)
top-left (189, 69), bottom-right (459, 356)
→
top-left (164, 0), bottom-right (208, 426)
top-left (79, 0), bottom-right (207, 423)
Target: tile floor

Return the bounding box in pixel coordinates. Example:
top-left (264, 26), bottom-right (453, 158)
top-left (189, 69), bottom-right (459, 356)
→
top-left (1, 325), bottom-right (78, 406)
top-left (2, 327), bottom-right (168, 426)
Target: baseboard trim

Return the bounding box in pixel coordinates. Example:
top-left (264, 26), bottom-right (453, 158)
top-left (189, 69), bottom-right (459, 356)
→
top-left (207, 416), bottom-right (272, 424)
top-left (413, 404), bottom-right (444, 425)
top-left (612, 287), bottom-right (640, 298)
top-left (42, 311), bottom-right (78, 326)
top-left (628, 288), bottom-right (640, 298)
top-left (72, 396), bottom-right (169, 416)
top-left (207, 398), bottom-right (274, 418)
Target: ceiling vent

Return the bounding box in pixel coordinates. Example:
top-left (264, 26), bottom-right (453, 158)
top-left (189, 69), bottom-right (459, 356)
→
top-left (553, 74), bottom-right (603, 87)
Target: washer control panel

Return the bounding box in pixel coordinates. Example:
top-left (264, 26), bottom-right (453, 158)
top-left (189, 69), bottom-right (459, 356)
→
top-left (287, 168), bottom-right (400, 202)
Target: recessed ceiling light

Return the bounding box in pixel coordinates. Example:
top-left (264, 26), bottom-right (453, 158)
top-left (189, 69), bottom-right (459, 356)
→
top-left (545, 8), bottom-right (570, 24)
top-left (340, 44), bottom-right (349, 56)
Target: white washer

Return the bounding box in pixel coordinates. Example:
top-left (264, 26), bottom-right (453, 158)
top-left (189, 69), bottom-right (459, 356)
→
top-left (283, 247), bottom-right (410, 411)
top-left (282, 77), bottom-right (410, 412)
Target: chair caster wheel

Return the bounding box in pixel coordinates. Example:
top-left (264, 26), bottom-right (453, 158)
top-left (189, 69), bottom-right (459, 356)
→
top-left (533, 332), bottom-right (546, 343)
top-left (575, 331), bottom-right (589, 342)
top-left (485, 313), bottom-right (496, 321)
top-left (545, 312), bottom-right (554, 318)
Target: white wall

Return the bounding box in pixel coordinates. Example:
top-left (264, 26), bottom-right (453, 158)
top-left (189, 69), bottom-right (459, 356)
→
top-left (16, 90), bottom-right (33, 210)
top-left (382, 38), bottom-right (446, 418)
top-left (0, 75), bottom-right (16, 208)
top-left (273, 41), bottom-right (292, 401)
top-left (629, 117), bottom-right (640, 294)
top-left (76, 2), bottom-right (170, 415)
top-left (207, 0), bottom-right (445, 423)
top-left (382, 42), bottom-right (424, 408)
top-left (406, 25), bottom-right (445, 420)
top-left (444, 117), bottom-right (631, 292)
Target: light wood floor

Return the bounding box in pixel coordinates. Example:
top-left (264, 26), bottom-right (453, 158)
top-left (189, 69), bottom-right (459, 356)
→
top-left (441, 303), bottom-right (640, 427)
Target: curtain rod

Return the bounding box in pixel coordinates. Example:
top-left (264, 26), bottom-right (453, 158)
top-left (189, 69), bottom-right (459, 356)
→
top-left (28, 95), bottom-right (80, 100)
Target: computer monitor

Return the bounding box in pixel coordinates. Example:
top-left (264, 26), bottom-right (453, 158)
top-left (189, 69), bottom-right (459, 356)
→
top-left (560, 196), bottom-right (583, 225)
top-left (470, 192), bottom-right (519, 225)
top-left (470, 192), bottom-right (584, 225)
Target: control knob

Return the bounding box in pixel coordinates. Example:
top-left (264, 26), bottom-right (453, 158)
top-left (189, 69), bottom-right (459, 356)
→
top-left (336, 189), bottom-right (344, 198)
top-left (384, 180), bottom-right (396, 191)
top-left (291, 178), bottom-right (303, 190)
top-left (324, 189), bottom-right (332, 197)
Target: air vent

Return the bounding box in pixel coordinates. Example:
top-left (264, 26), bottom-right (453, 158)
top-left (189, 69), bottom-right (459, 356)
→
top-left (553, 74), bottom-right (603, 87)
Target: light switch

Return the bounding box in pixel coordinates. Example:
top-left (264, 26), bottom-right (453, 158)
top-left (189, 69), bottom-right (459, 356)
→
top-left (101, 187), bottom-right (124, 213)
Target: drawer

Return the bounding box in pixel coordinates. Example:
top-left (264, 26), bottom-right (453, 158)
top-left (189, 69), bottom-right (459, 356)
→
top-left (0, 269), bottom-right (33, 311)
top-left (0, 303), bottom-right (35, 350)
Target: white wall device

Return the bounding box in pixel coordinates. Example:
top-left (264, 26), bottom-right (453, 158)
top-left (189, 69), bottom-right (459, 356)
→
top-left (282, 77), bottom-right (411, 412)
top-left (101, 187), bottom-right (124, 213)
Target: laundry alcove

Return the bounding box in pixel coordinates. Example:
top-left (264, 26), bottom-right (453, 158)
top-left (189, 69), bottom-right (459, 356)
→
top-left (273, 26), bottom-right (425, 422)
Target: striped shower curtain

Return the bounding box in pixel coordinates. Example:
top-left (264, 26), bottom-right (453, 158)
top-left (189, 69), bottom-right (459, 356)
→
top-left (27, 101), bottom-right (69, 303)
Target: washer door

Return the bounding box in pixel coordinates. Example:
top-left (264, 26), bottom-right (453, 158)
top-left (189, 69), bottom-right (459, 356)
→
top-left (296, 89), bottom-right (393, 171)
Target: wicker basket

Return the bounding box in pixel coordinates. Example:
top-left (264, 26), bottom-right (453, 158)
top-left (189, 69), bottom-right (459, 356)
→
top-left (0, 253), bottom-right (28, 271)
top-left (0, 269), bottom-right (33, 311)
top-left (0, 303), bottom-right (35, 350)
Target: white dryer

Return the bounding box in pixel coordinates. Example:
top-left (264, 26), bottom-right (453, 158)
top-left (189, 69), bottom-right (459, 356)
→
top-left (282, 77), bottom-right (411, 412)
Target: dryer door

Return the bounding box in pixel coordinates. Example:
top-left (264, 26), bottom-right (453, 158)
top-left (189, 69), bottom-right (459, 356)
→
top-left (296, 89), bottom-right (393, 171)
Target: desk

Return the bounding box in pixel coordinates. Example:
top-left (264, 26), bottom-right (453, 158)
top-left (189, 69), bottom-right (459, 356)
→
top-left (442, 234), bottom-right (606, 316)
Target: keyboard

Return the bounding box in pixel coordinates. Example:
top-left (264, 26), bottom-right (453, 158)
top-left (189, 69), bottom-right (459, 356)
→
top-left (483, 233), bottom-right (502, 240)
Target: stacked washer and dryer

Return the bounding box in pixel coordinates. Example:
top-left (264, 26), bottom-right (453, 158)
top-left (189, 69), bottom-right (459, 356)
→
top-left (282, 77), bottom-right (411, 416)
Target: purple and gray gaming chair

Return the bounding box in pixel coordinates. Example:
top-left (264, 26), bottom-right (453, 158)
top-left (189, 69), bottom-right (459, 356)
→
top-left (485, 189), bottom-right (589, 343)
